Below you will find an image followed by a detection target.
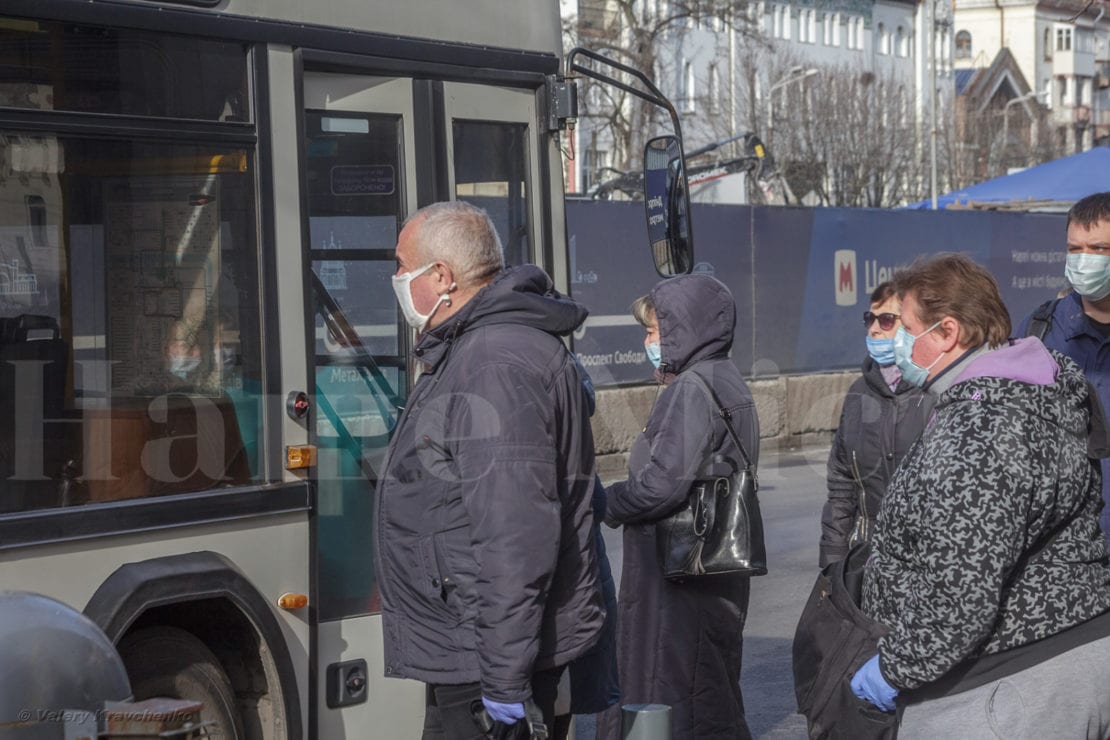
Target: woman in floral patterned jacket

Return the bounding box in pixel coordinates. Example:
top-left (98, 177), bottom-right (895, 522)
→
top-left (852, 253), bottom-right (1110, 739)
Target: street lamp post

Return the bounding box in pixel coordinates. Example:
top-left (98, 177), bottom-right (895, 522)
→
top-left (929, 0), bottom-right (937, 209)
top-left (1001, 91), bottom-right (1039, 171)
top-left (767, 66), bottom-right (818, 147)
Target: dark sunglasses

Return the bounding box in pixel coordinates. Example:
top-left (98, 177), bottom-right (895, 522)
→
top-left (863, 312), bottom-right (900, 331)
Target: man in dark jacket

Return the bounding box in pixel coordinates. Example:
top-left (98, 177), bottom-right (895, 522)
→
top-left (375, 201), bottom-right (605, 738)
top-left (1016, 191), bottom-right (1110, 544)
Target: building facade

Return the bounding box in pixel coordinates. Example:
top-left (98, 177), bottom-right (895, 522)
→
top-left (953, 0), bottom-right (1110, 151)
top-left (563, 0), bottom-right (955, 206)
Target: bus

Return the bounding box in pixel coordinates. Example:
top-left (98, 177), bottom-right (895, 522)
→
top-left (0, 1), bottom-right (692, 737)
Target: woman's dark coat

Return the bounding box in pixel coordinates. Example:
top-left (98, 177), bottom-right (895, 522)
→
top-left (597, 274), bottom-right (759, 740)
top-left (820, 358), bottom-right (935, 567)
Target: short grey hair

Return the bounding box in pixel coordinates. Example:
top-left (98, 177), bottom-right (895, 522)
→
top-left (406, 201), bottom-right (504, 289)
top-left (631, 294), bottom-right (656, 327)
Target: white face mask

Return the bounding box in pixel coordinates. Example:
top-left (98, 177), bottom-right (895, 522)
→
top-left (1065, 252), bottom-right (1110, 302)
top-left (391, 262), bottom-right (452, 332)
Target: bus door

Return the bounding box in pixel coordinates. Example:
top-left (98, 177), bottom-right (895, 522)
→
top-left (301, 71), bottom-right (543, 736)
top-left (302, 72), bottom-right (420, 737)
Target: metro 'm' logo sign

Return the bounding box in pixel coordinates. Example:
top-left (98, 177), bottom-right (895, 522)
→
top-left (834, 249), bottom-right (857, 306)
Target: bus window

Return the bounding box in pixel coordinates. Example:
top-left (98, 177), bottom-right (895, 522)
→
top-left (453, 121), bottom-right (531, 266)
top-left (0, 134), bottom-right (265, 512)
top-left (0, 16), bottom-right (249, 121)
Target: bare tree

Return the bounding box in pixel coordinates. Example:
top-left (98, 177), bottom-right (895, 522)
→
top-left (564, 0), bottom-right (763, 192)
top-left (940, 94), bottom-right (1065, 193)
top-left (749, 54), bottom-right (920, 207)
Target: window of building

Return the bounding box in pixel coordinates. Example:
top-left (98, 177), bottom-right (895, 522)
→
top-left (709, 65), bottom-right (720, 113)
top-left (809, 9), bottom-right (818, 43)
top-left (1058, 76), bottom-right (1068, 106)
top-left (710, 0), bottom-right (723, 30)
top-left (831, 13), bottom-right (841, 46)
top-left (784, 6), bottom-right (792, 40)
top-left (955, 30), bottom-right (971, 59)
top-left (851, 17), bottom-right (865, 50)
top-left (581, 142), bottom-right (610, 193)
top-left (682, 59), bottom-right (696, 112)
top-left (1056, 26), bottom-right (1073, 52)
top-left (878, 22), bottom-right (888, 54)
top-left (1044, 27), bottom-right (1053, 60)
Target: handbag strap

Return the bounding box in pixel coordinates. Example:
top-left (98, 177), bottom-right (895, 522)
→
top-left (686, 370), bottom-right (754, 471)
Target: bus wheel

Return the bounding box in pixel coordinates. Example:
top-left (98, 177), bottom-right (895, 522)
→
top-left (118, 626), bottom-right (244, 739)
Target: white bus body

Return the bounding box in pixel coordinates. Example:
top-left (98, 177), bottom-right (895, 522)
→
top-left (0, 1), bottom-right (574, 736)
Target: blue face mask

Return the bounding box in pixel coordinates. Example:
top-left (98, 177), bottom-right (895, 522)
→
top-left (1065, 253), bottom-right (1110, 302)
top-left (893, 322), bottom-right (944, 387)
top-left (169, 354), bottom-right (201, 380)
top-left (865, 336), bottom-right (896, 366)
top-left (645, 341), bottom-right (662, 369)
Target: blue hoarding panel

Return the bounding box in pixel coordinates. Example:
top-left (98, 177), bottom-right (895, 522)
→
top-left (566, 200), bottom-right (1069, 387)
top-left (567, 200), bottom-right (661, 386)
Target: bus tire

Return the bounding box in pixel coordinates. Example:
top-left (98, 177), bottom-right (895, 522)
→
top-left (118, 626), bottom-right (245, 739)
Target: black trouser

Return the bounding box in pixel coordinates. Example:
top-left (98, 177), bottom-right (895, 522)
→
top-left (421, 667), bottom-right (563, 740)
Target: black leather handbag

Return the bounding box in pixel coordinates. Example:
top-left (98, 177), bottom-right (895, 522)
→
top-left (656, 371), bottom-right (767, 580)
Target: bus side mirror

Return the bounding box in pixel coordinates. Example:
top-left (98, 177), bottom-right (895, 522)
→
top-left (643, 135), bottom-right (693, 276)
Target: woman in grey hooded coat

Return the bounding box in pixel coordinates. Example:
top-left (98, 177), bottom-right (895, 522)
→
top-left (597, 274), bottom-right (759, 740)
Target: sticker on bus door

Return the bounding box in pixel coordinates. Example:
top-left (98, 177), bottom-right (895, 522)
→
top-left (330, 165), bottom-right (395, 196)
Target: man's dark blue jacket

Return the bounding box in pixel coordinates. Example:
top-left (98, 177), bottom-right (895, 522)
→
top-left (1018, 290), bottom-right (1110, 542)
top-left (374, 265), bottom-right (605, 702)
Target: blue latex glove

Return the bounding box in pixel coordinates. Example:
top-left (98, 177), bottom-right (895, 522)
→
top-left (850, 654), bottom-right (899, 712)
top-left (481, 697), bottom-right (525, 725)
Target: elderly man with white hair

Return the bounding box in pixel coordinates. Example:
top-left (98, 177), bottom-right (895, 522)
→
top-left (374, 200), bottom-right (605, 739)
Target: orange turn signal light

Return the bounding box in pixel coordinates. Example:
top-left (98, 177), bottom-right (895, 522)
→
top-left (286, 445), bottom-right (317, 470)
top-left (278, 592), bottom-right (309, 610)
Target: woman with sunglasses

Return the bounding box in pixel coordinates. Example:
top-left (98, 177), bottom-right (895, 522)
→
top-left (818, 281), bottom-right (935, 567)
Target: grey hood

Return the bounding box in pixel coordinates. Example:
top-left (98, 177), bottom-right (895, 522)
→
top-left (652, 273), bottom-right (736, 376)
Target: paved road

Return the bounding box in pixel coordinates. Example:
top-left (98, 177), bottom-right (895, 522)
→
top-left (578, 444), bottom-right (830, 740)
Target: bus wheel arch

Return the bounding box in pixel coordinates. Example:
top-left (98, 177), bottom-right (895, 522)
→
top-left (84, 551), bottom-right (303, 740)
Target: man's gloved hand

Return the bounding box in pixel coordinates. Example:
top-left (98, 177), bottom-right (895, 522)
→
top-left (850, 654), bottom-right (898, 712)
top-left (481, 697), bottom-right (525, 725)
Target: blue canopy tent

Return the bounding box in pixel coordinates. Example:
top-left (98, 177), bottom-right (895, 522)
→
top-left (907, 147), bottom-right (1110, 210)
